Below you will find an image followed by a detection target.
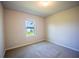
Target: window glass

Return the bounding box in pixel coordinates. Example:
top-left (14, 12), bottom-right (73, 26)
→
top-left (25, 20), bottom-right (35, 36)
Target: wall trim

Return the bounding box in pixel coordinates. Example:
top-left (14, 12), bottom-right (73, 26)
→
top-left (48, 40), bottom-right (79, 52)
top-left (5, 39), bottom-right (46, 51)
top-left (3, 50), bottom-right (6, 58)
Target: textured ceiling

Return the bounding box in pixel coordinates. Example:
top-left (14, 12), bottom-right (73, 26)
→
top-left (2, 1), bottom-right (79, 17)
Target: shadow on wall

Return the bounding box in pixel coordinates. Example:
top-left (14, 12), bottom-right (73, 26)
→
top-left (46, 6), bottom-right (79, 52)
top-left (0, 2), bottom-right (4, 58)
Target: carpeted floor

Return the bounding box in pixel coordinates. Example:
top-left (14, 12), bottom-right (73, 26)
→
top-left (4, 41), bottom-right (79, 58)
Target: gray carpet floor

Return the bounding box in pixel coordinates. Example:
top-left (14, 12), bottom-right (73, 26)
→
top-left (4, 41), bottom-right (79, 58)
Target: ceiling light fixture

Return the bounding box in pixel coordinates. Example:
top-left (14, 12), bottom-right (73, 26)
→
top-left (39, 1), bottom-right (51, 7)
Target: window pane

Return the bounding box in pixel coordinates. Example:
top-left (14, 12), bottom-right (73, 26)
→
top-left (25, 20), bottom-right (35, 36)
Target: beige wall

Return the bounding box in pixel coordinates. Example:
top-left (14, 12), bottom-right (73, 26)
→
top-left (4, 9), bottom-right (46, 50)
top-left (0, 3), bottom-right (4, 57)
top-left (46, 6), bottom-right (79, 52)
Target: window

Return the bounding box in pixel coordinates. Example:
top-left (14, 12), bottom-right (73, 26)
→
top-left (25, 20), bottom-right (35, 36)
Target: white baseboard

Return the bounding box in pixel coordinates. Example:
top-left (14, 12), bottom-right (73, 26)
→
top-left (5, 39), bottom-right (46, 51)
top-left (3, 49), bottom-right (6, 58)
top-left (53, 42), bottom-right (79, 52)
top-left (50, 41), bottom-right (79, 52)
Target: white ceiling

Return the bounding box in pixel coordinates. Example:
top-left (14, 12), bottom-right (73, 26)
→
top-left (2, 1), bottom-right (79, 17)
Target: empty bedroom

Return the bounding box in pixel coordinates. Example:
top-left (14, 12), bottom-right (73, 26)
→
top-left (0, 1), bottom-right (79, 58)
